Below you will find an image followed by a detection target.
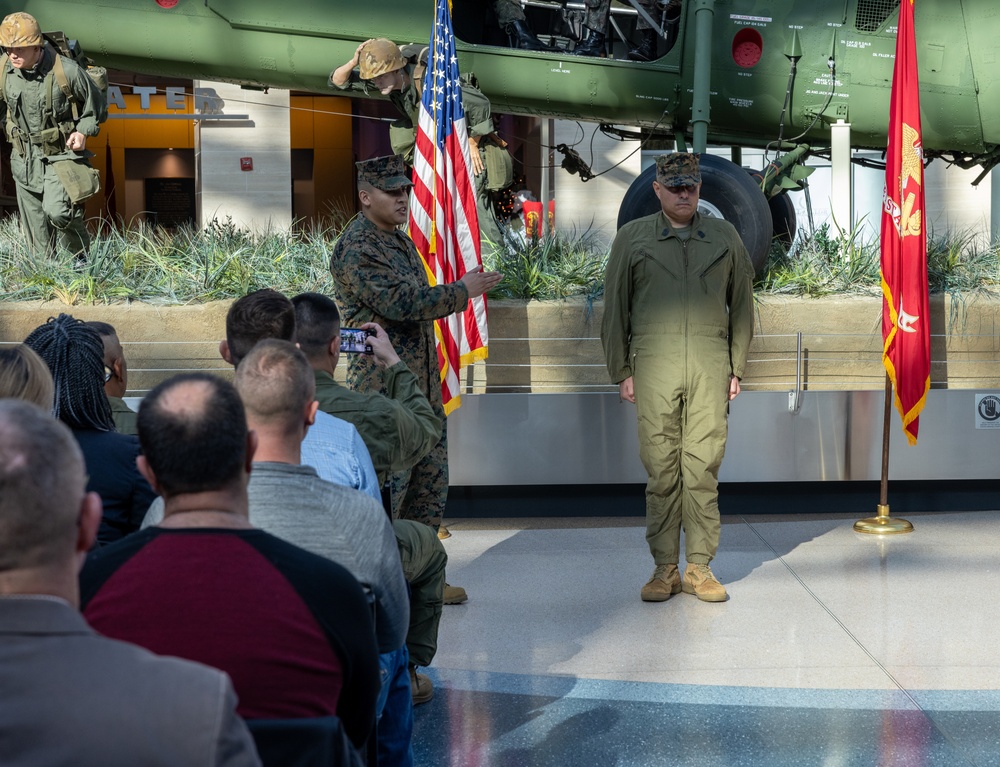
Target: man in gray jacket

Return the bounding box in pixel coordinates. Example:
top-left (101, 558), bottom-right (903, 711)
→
top-left (233, 340), bottom-right (416, 767)
top-left (0, 399), bottom-right (260, 767)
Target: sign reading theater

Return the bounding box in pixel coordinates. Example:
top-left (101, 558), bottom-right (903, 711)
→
top-left (106, 86), bottom-right (247, 120)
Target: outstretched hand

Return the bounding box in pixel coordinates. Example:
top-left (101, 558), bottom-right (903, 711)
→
top-left (459, 265), bottom-right (502, 298)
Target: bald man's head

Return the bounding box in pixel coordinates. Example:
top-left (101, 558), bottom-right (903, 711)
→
top-left (137, 373), bottom-right (248, 498)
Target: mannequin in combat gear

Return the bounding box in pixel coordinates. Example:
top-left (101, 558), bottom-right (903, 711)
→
top-left (330, 38), bottom-right (513, 252)
top-left (0, 12), bottom-right (103, 261)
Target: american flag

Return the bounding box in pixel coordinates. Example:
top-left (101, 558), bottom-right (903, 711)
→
top-left (880, 0), bottom-right (930, 445)
top-left (408, 0), bottom-right (489, 415)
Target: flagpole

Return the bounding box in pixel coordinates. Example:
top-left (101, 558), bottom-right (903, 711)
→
top-left (854, 373), bottom-right (913, 534)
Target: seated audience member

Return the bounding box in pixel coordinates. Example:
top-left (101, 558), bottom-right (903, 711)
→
top-left (0, 399), bottom-right (260, 767)
top-left (143, 341), bottom-right (416, 766)
top-left (221, 289), bottom-right (381, 501)
top-left (291, 292), bottom-right (440, 488)
top-left (24, 314), bottom-right (157, 544)
top-left (81, 373), bottom-right (379, 752)
top-left (85, 321), bottom-right (137, 435)
top-left (292, 292), bottom-right (453, 694)
top-left (0, 344), bottom-right (53, 407)
top-left (240, 292), bottom-right (451, 688)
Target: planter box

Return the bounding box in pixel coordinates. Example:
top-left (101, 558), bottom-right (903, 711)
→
top-left (2, 294), bottom-right (999, 393)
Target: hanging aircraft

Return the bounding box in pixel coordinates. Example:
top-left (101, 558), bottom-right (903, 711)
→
top-left (3, 0), bottom-right (997, 271)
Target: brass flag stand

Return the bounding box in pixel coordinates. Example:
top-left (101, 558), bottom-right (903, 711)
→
top-left (854, 374), bottom-right (914, 534)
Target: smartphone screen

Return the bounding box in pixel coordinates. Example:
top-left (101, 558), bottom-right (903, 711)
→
top-left (340, 328), bottom-right (373, 354)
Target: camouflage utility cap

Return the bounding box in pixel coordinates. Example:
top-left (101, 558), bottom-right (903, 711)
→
top-left (359, 38), bottom-right (406, 80)
top-left (357, 155), bottom-right (412, 191)
top-left (0, 12), bottom-right (42, 48)
top-left (656, 153), bottom-right (701, 187)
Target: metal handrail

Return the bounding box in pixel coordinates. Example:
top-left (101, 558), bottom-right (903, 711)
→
top-left (6, 331), bottom-right (998, 395)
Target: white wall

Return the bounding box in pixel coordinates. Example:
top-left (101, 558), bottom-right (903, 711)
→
top-left (194, 81), bottom-right (292, 232)
top-left (551, 121), bottom-right (642, 248)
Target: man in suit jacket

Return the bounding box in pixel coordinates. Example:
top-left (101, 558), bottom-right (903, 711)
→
top-left (0, 399), bottom-right (261, 767)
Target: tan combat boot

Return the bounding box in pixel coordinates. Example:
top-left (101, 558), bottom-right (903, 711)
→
top-left (443, 583), bottom-right (468, 604)
top-left (640, 563), bottom-right (681, 602)
top-left (410, 666), bottom-right (433, 706)
top-left (682, 563), bottom-right (728, 602)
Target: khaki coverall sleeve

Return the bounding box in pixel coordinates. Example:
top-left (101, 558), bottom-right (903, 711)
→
top-left (727, 239), bottom-right (755, 379)
top-left (601, 229), bottom-right (635, 384)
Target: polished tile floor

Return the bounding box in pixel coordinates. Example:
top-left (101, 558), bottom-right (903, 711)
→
top-left (413, 512), bottom-right (1000, 766)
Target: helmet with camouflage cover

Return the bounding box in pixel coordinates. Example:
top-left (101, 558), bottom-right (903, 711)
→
top-left (0, 12), bottom-right (43, 48)
top-left (358, 38), bottom-right (405, 80)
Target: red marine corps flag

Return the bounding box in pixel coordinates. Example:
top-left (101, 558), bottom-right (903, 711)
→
top-left (409, 0), bottom-right (489, 415)
top-left (881, 0), bottom-right (930, 445)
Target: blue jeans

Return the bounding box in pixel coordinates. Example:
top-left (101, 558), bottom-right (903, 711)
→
top-left (377, 647), bottom-right (414, 767)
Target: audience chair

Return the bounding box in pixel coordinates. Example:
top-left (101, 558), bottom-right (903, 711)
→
top-left (246, 716), bottom-right (366, 767)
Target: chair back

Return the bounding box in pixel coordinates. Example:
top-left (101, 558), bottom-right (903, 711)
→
top-left (246, 716), bottom-right (366, 767)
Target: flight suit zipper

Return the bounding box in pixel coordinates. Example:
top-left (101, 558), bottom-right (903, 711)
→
top-left (682, 237), bottom-right (689, 405)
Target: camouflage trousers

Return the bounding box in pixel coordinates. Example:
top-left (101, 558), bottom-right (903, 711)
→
top-left (636, 0), bottom-right (682, 30)
top-left (391, 408), bottom-right (449, 531)
top-left (582, 0), bottom-right (611, 31)
top-left (493, 0), bottom-right (526, 25)
top-left (475, 163), bottom-right (504, 252)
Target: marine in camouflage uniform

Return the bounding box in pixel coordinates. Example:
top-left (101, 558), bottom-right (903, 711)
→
top-left (330, 39), bottom-right (508, 249)
top-left (330, 155), bottom-right (472, 531)
top-left (0, 13), bottom-right (101, 259)
top-left (601, 153), bottom-right (754, 603)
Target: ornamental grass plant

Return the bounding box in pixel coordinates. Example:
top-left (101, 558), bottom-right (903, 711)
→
top-left (754, 223), bottom-right (1000, 298)
top-left (481, 226), bottom-right (608, 302)
top-left (0, 216), bottom-right (337, 304)
top-left (1, 216), bottom-right (998, 305)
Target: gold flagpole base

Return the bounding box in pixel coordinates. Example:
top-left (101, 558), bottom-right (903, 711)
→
top-left (854, 504), bottom-right (914, 535)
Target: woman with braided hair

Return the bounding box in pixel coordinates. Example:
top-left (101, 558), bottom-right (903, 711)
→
top-left (24, 314), bottom-right (157, 544)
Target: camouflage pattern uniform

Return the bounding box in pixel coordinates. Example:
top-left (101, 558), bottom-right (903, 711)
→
top-left (582, 0), bottom-right (612, 32)
top-left (331, 51), bottom-right (505, 248)
top-left (493, 0), bottom-right (528, 25)
top-left (637, 0), bottom-right (682, 31)
top-left (330, 156), bottom-right (470, 531)
top-left (601, 153), bottom-right (755, 569)
top-left (495, 0), bottom-right (611, 31)
top-left (0, 46), bottom-right (101, 258)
